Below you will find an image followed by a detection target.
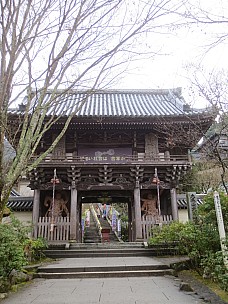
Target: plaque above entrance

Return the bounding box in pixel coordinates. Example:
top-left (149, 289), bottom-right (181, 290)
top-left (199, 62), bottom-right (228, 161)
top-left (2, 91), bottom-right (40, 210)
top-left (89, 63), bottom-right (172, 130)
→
top-left (78, 147), bottom-right (132, 163)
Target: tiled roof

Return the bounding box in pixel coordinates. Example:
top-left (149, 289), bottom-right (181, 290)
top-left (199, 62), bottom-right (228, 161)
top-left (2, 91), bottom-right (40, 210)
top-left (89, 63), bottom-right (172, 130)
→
top-left (177, 194), bottom-right (205, 209)
top-left (7, 194), bottom-right (204, 212)
top-left (7, 197), bottom-right (33, 211)
top-left (39, 88), bottom-right (203, 117)
top-left (10, 189), bottom-right (21, 197)
top-left (177, 198), bottom-right (204, 209)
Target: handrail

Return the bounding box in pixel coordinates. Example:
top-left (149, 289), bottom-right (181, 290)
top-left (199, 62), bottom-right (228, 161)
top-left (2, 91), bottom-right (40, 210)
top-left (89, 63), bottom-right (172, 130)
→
top-left (90, 204), bottom-right (102, 238)
top-left (32, 153), bottom-right (190, 164)
top-left (106, 210), bottom-right (123, 243)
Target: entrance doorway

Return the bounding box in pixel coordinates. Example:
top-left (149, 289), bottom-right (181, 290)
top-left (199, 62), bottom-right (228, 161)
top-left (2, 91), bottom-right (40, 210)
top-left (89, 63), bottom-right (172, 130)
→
top-left (79, 190), bottom-right (133, 243)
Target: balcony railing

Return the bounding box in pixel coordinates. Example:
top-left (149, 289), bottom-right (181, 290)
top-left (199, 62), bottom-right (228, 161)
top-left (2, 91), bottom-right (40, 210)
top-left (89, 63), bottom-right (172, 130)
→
top-left (34, 152), bottom-right (191, 165)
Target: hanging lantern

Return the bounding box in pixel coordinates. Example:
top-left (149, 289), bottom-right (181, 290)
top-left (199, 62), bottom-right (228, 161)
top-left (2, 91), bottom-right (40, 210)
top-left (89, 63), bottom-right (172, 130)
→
top-left (152, 175), bottom-right (160, 184)
top-left (51, 177), bottom-right (60, 184)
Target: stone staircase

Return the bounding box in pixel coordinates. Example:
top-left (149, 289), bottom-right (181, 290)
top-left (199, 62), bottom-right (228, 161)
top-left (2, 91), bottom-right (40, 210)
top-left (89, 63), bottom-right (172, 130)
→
top-left (99, 216), bottom-right (119, 243)
top-left (43, 241), bottom-right (179, 259)
top-left (36, 263), bottom-right (173, 279)
top-left (43, 242), bottom-right (150, 259)
top-left (38, 205), bottom-right (180, 280)
top-left (84, 204), bottom-right (119, 244)
top-left (39, 242), bottom-right (182, 280)
top-left (37, 242), bottom-right (176, 279)
top-left (83, 213), bottom-right (101, 243)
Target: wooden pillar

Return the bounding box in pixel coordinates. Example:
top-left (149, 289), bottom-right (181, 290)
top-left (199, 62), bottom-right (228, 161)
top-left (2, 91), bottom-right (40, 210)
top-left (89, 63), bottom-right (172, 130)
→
top-left (78, 196), bottom-right (82, 242)
top-left (70, 187), bottom-right (78, 241)
top-left (32, 189), bottom-right (40, 238)
top-left (134, 187), bottom-right (142, 240)
top-left (128, 199), bottom-right (133, 242)
top-left (170, 188), bottom-right (179, 221)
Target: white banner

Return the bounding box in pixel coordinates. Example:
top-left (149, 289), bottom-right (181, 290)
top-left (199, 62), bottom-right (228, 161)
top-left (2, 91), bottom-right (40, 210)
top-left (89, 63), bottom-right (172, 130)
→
top-left (214, 191), bottom-right (228, 269)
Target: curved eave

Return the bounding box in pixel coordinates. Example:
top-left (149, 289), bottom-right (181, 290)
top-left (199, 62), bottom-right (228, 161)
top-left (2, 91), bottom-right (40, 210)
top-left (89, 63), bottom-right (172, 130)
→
top-left (42, 112), bottom-right (214, 125)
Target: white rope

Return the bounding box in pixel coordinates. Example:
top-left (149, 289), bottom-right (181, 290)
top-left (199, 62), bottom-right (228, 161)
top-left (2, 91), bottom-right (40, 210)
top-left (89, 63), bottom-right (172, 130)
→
top-left (50, 168), bottom-right (57, 232)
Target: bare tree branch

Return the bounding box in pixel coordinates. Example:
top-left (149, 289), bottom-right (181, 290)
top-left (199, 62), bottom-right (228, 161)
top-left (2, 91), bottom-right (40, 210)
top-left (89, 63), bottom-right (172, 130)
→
top-left (0, 0), bottom-right (188, 218)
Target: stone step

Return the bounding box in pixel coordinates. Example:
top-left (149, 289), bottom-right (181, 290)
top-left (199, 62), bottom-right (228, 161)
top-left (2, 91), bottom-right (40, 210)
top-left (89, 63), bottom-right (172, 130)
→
top-left (45, 242), bottom-right (178, 258)
top-left (84, 239), bottom-right (101, 244)
top-left (44, 248), bottom-right (163, 258)
top-left (69, 242), bottom-right (145, 249)
top-left (84, 232), bottom-right (100, 238)
top-left (38, 264), bottom-right (169, 273)
top-left (85, 226), bottom-right (98, 230)
top-left (84, 227), bottom-right (99, 232)
top-left (36, 269), bottom-right (173, 279)
top-left (84, 232), bottom-right (100, 237)
top-left (83, 221), bottom-right (101, 243)
top-left (83, 235), bottom-right (101, 238)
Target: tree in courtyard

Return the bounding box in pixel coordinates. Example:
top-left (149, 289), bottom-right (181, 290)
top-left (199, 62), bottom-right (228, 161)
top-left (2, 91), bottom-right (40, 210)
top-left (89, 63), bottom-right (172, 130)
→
top-left (179, 0), bottom-right (228, 193)
top-left (161, 0), bottom-right (228, 193)
top-left (179, 159), bottom-right (228, 194)
top-left (182, 0), bottom-right (228, 51)
top-left (187, 66), bottom-right (228, 193)
top-left (0, 0), bottom-right (189, 220)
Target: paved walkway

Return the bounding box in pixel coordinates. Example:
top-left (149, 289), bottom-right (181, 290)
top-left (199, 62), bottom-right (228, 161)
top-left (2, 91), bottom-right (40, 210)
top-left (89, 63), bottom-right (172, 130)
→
top-left (1, 256), bottom-right (207, 304)
top-left (1, 257), bottom-right (203, 304)
top-left (2, 276), bottom-right (204, 304)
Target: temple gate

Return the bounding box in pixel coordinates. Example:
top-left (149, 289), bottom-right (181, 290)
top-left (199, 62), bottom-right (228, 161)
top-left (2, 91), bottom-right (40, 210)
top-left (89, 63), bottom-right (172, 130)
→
top-left (8, 89), bottom-right (213, 242)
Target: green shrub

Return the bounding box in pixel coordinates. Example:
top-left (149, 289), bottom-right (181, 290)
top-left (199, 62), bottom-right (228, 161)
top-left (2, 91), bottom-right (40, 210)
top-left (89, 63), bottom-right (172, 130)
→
top-left (148, 192), bottom-right (228, 291)
top-left (148, 221), bottom-right (221, 267)
top-left (196, 192), bottom-right (228, 232)
top-left (201, 251), bottom-right (228, 291)
top-left (148, 221), bottom-right (198, 256)
top-left (24, 238), bottom-right (48, 262)
top-left (149, 221), bottom-right (186, 245)
top-left (0, 223), bottom-right (27, 278)
top-left (0, 215), bottom-right (48, 280)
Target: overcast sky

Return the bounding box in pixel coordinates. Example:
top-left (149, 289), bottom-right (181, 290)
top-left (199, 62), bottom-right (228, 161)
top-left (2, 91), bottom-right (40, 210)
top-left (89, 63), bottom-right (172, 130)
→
top-left (8, 0), bottom-right (228, 109)
top-left (111, 0), bottom-right (228, 108)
